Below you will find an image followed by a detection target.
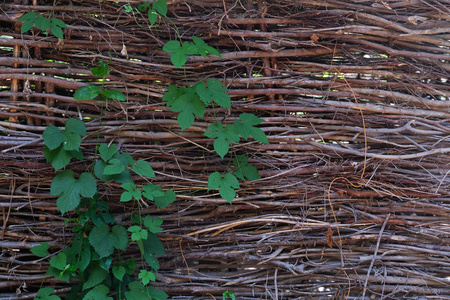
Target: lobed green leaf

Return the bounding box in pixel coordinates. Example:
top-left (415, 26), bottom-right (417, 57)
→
top-left (195, 79), bottom-right (230, 108)
top-left (82, 284), bottom-right (112, 300)
top-left (31, 242), bottom-right (50, 258)
top-left (43, 126), bottom-right (63, 150)
top-left (35, 287), bottom-right (61, 300)
top-left (234, 113), bottom-right (268, 144)
top-left (153, 0), bottom-right (167, 16)
top-left (82, 264), bottom-right (108, 290)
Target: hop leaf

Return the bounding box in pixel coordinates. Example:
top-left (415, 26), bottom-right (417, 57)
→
top-left (195, 79), bottom-right (230, 108)
top-left (139, 269), bottom-right (156, 285)
top-left (50, 170), bottom-right (97, 214)
top-left (169, 87), bottom-right (205, 130)
top-left (208, 172), bottom-right (240, 203)
top-left (82, 284), bottom-right (112, 300)
top-left (234, 113), bottom-right (268, 144)
top-left (204, 122), bottom-right (240, 158)
top-left (35, 287), bottom-right (61, 300)
top-left (192, 36), bottom-right (221, 58)
top-left (89, 224), bottom-right (128, 258)
top-left (233, 155), bottom-right (261, 181)
top-left (31, 242), bottom-right (50, 257)
top-left (153, 0), bottom-right (167, 16)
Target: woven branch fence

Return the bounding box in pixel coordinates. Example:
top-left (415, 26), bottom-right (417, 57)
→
top-left (1, 0), bottom-right (450, 299)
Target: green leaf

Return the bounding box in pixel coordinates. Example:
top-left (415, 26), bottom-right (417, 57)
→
top-left (74, 85), bottom-right (101, 100)
top-left (124, 4), bottom-right (133, 13)
top-left (82, 264), bottom-right (108, 290)
top-left (35, 287), bottom-right (61, 300)
top-left (102, 89), bottom-right (126, 101)
top-left (121, 182), bottom-right (141, 202)
top-left (162, 85), bottom-right (181, 106)
top-left (103, 158), bottom-right (125, 175)
top-left (19, 11), bottom-right (37, 22)
top-left (149, 288), bottom-right (169, 300)
top-left (142, 184), bottom-right (165, 201)
top-left (65, 118), bottom-right (87, 136)
top-left (51, 170), bottom-right (97, 214)
top-left (43, 126), bottom-right (63, 150)
top-left (50, 25), bottom-right (64, 39)
top-left (112, 266), bottom-right (126, 281)
top-left (208, 172), bottom-right (240, 203)
top-left (144, 216), bottom-right (163, 233)
top-left (143, 252), bottom-right (160, 270)
top-left (79, 242), bottom-right (91, 272)
top-left (192, 36), bottom-right (221, 58)
top-left (195, 79), bottom-right (230, 108)
top-left (99, 144), bottom-right (117, 162)
top-left (60, 119), bottom-right (86, 154)
top-left (128, 226), bottom-right (148, 241)
top-left (20, 12), bottom-right (36, 34)
top-left (90, 61), bottom-right (109, 78)
top-left (35, 14), bottom-right (51, 31)
top-left (88, 224), bottom-right (113, 258)
top-left (21, 20), bottom-right (35, 34)
top-left (223, 290), bottom-right (236, 300)
top-left (204, 122), bottom-right (240, 158)
top-left (148, 8), bottom-right (158, 25)
top-left (171, 51), bottom-right (187, 68)
top-left (133, 160), bottom-right (155, 178)
top-left (170, 88), bottom-right (205, 130)
top-left (153, 0), bottom-right (167, 16)
top-left (142, 233), bottom-right (165, 256)
top-left (234, 113), bottom-right (268, 144)
top-left (51, 18), bottom-right (67, 29)
top-left (153, 189), bottom-right (176, 208)
top-left (113, 225), bottom-right (129, 251)
top-left (162, 40), bottom-right (195, 68)
top-left (138, 1), bottom-right (150, 12)
top-left (124, 258), bottom-right (137, 275)
top-left (138, 269), bottom-right (156, 285)
top-left (44, 146), bottom-right (71, 170)
top-left (125, 281), bottom-right (152, 300)
top-left (82, 284), bottom-right (112, 300)
top-left (62, 132), bottom-right (82, 151)
top-left (31, 242), bottom-right (50, 257)
top-left (49, 252), bottom-right (67, 270)
top-left (94, 159), bottom-right (132, 184)
top-left (162, 40), bottom-right (181, 54)
top-left (233, 155), bottom-right (261, 181)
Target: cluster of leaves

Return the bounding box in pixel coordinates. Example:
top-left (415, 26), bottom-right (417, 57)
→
top-left (163, 36), bottom-right (221, 68)
top-left (74, 61), bottom-right (126, 102)
top-left (124, 0), bottom-right (167, 27)
top-left (31, 1), bottom-right (266, 298)
top-left (35, 119), bottom-right (174, 300)
top-left (19, 11), bottom-right (67, 39)
top-left (163, 78), bottom-right (268, 201)
top-left (161, 35), bottom-right (268, 203)
top-left (162, 79), bottom-right (229, 130)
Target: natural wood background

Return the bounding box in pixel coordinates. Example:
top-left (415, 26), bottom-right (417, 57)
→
top-left (1, 0), bottom-right (449, 299)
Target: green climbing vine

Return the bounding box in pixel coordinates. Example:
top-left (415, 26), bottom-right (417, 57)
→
top-left (30, 0), bottom-right (268, 298)
top-left (19, 11), bottom-right (67, 39)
